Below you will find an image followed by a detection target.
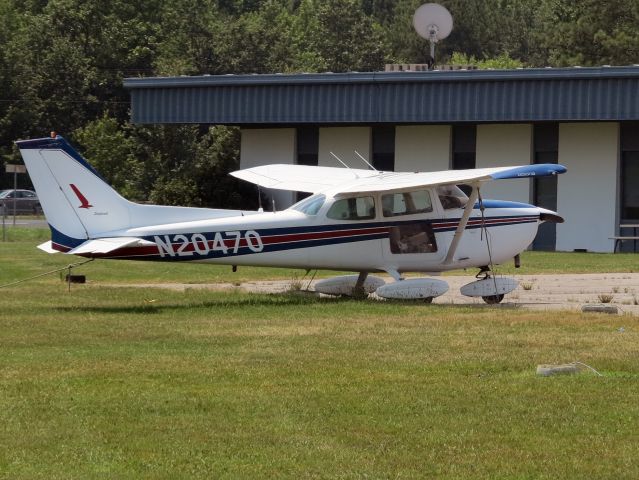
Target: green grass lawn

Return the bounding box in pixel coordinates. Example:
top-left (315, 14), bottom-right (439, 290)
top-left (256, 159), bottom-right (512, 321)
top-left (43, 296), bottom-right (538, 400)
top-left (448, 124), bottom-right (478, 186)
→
top-left (0, 284), bottom-right (637, 479)
top-left (0, 232), bottom-right (639, 478)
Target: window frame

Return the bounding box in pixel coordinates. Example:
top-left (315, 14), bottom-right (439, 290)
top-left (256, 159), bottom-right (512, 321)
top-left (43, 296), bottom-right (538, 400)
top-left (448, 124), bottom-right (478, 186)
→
top-left (436, 185), bottom-right (469, 210)
top-left (381, 189), bottom-right (434, 217)
top-left (326, 196), bottom-right (376, 221)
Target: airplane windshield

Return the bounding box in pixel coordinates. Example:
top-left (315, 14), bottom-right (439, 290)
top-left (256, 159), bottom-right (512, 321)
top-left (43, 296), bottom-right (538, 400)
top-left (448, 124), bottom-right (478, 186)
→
top-left (437, 185), bottom-right (469, 209)
top-left (290, 194), bottom-right (326, 216)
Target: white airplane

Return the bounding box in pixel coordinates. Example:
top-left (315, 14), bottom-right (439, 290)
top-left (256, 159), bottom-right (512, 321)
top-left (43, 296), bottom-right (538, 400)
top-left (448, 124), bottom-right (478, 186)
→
top-left (16, 135), bottom-right (566, 303)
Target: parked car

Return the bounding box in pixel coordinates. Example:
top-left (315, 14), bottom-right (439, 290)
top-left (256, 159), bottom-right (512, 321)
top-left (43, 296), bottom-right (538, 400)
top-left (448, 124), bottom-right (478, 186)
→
top-left (0, 189), bottom-right (42, 214)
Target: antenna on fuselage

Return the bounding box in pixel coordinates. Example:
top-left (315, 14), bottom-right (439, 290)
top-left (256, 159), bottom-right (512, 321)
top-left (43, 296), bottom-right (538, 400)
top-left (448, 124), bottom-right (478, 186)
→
top-left (354, 150), bottom-right (378, 172)
top-left (257, 186), bottom-right (264, 213)
top-left (330, 152), bottom-right (351, 169)
top-left (330, 151), bottom-right (360, 178)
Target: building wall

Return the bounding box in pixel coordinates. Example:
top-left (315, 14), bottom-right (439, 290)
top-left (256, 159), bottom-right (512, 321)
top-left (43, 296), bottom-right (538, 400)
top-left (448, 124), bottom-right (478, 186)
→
top-left (238, 124), bottom-right (622, 252)
top-left (318, 127), bottom-right (371, 168)
top-left (240, 128), bottom-right (296, 209)
top-left (395, 125), bottom-right (451, 172)
top-left (556, 122), bottom-right (619, 252)
top-left (476, 124), bottom-right (532, 203)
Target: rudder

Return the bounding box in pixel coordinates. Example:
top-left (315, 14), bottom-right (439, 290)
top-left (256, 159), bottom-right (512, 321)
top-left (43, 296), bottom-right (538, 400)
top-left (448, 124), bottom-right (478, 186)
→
top-left (16, 136), bottom-right (133, 244)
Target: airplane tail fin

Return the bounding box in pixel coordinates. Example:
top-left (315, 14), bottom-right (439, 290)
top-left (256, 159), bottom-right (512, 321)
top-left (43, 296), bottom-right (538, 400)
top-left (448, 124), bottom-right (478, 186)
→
top-left (15, 136), bottom-right (134, 249)
top-left (16, 135), bottom-right (250, 253)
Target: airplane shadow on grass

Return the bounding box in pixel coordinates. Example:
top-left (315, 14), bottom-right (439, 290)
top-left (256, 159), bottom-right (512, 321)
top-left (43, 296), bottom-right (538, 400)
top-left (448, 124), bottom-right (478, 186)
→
top-left (53, 291), bottom-right (517, 315)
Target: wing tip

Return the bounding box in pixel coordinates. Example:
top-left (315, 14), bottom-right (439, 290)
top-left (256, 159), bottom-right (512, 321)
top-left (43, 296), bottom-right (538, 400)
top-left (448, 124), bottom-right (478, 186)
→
top-left (491, 164), bottom-right (567, 180)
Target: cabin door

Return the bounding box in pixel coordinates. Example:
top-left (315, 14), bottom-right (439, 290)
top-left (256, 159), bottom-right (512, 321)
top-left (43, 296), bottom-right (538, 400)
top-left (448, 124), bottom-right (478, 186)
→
top-left (380, 189), bottom-right (445, 270)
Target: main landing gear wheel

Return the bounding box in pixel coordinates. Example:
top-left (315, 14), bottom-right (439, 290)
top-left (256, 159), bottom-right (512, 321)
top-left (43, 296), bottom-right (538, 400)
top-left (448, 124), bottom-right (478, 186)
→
top-left (482, 294), bottom-right (504, 304)
top-left (423, 297), bottom-right (434, 304)
top-left (460, 269), bottom-right (518, 304)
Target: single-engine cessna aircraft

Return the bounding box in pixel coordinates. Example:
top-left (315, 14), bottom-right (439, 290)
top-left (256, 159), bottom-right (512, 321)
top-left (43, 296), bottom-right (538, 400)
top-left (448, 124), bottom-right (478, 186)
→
top-left (17, 135), bottom-right (566, 303)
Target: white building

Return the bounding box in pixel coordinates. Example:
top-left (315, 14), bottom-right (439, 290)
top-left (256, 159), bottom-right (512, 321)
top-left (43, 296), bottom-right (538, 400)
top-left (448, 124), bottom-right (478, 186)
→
top-left (124, 66), bottom-right (639, 252)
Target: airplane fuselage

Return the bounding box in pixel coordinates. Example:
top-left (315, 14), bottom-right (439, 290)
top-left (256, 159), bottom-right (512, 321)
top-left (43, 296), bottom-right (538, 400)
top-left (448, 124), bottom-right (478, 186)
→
top-left (51, 198), bottom-right (542, 275)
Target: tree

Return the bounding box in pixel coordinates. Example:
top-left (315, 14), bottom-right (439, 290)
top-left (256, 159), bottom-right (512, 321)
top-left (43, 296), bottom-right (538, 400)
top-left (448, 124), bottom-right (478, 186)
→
top-left (215, 1), bottom-right (295, 74)
top-left (136, 125), bottom-right (256, 209)
top-left (361, 0), bottom-right (396, 26)
top-left (2, 0), bottom-right (162, 140)
top-left (450, 52), bottom-right (524, 69)
top-left (153, 0), bottom-right (222, 76)
top-left (532, 0), bottom-right (639, 67)
top-left (73, 114), bottom-right (144, 200)
top-left (73, 117), bottom-right (257, 209)
top-left (291, 0), bottom-right (385, 72)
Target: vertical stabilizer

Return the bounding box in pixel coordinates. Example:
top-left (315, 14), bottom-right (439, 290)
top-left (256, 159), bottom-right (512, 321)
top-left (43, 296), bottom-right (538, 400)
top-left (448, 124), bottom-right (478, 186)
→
top-left (16, 136), bottom-right (133, 244)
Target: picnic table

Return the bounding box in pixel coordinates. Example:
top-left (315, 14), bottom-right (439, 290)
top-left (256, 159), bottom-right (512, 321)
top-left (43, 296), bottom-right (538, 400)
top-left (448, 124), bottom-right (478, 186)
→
top-left (610, 224), bottom-right (639, 252)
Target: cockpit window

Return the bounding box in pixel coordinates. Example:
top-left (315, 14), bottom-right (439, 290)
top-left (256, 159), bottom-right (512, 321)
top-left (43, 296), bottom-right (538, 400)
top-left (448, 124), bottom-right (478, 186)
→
top-left (437, 185), bottom-right (469, 210)
top-left (382, 190), bottom-right (433, 217)
top-left (290, 194), bottom-right (326, 216)
top-left (326, 196), bottom-right (376, 220)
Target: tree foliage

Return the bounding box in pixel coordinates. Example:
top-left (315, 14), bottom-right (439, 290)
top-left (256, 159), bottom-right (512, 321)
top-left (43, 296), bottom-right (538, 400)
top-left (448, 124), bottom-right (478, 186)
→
top-left (532, 0), bottom-right (639, 67)
top-left (0, 0), bottom-right (638, 202)
top-left (450, 52), bottom-right (524, 70)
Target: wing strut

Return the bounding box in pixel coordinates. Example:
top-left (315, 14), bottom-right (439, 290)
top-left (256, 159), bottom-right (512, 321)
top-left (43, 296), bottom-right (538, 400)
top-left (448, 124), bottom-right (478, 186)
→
top-left (443, 185), bottom-right (480, 264)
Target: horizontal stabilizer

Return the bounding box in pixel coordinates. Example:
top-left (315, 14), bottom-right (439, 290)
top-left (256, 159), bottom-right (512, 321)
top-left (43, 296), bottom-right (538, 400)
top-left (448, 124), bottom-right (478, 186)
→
top-left (68, 237), bottom-right (154, 255)
top-left (37, 241), bottom-right (59, 254)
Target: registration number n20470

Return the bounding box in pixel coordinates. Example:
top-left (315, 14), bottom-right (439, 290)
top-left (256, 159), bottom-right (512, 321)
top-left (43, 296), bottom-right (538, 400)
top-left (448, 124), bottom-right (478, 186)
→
top-left (154, 231), bottom-right (263, 257)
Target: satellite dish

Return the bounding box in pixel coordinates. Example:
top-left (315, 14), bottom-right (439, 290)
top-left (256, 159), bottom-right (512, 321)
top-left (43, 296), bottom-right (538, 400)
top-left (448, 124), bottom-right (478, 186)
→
top-left (413, 3), bottom-right (453, 68)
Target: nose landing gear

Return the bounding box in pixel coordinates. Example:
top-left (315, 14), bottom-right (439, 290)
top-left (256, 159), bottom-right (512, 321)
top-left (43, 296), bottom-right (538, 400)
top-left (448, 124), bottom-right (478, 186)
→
top-left (460, 267), bottom-right (518, 304)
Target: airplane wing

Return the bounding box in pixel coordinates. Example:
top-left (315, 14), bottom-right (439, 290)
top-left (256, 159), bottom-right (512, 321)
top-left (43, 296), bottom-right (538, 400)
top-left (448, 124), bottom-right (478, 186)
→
top-left (230, 164), bottom-right (378, 193)
top-left (231, 163), bottom-right (566, 194)
top-left (68, 237), bottom-right (155, 255)
top-left (336, 164), bottom-right (567, 194)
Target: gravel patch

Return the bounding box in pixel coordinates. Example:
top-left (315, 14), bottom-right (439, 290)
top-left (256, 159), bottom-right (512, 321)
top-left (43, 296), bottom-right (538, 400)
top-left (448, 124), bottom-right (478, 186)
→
top-left (102, 272), bottom-right (639, 315)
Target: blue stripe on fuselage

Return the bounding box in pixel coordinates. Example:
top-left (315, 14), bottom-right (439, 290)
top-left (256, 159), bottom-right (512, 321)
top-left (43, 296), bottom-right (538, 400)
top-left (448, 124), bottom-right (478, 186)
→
top-left (49, 212), bottom-right (540, 258)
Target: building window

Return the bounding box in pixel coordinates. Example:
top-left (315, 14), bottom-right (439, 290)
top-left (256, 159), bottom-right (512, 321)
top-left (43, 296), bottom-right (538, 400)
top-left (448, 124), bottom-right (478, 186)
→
top-left (372, 126), bottom-right (395, 171)
top-left (532, 123), bottom-right (559, 251)
top-left (295, 127), bottom-right (319, 201)
top-left (621, 123), bottom-right (639, 222)
top-left (296, 127), bottom-right (319, 166)
top-left (452, 125), bottom-right (476, 170)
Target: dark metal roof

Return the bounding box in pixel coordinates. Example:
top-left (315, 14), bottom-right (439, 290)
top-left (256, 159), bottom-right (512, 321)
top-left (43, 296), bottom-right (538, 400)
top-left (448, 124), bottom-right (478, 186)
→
top-left (123, 66), bottom-right (639, 125)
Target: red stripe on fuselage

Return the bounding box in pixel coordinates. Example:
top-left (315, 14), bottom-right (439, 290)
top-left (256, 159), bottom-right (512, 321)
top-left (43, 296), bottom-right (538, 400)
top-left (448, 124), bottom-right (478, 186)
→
top-left (433, 216), bottom-right (538, 230)
top-left (56, 217), bottom-right (535, 259)
top-left (260, 226), bottom-right (390, 245)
